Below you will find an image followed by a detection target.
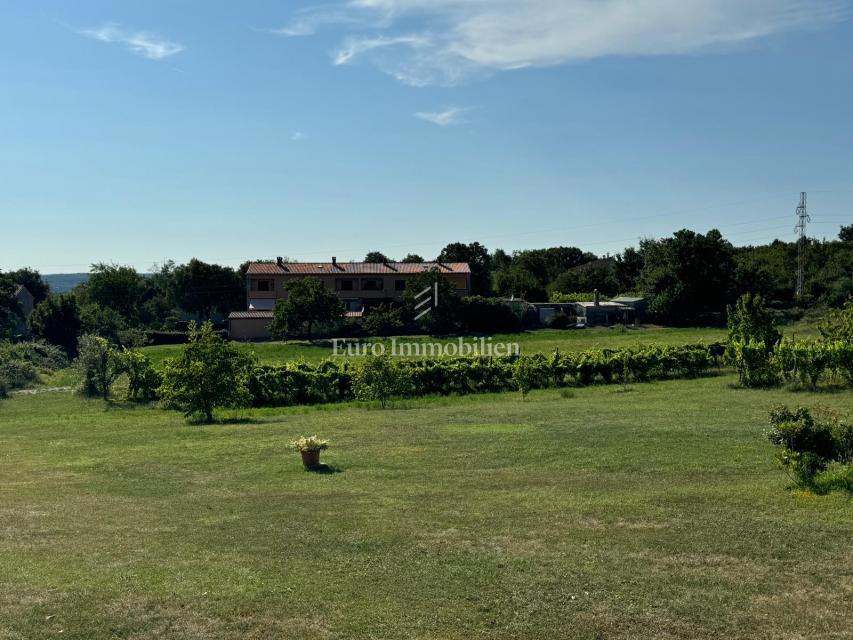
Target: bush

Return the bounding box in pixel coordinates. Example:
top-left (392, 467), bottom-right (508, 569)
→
top-left (729, 339), bottom-right (777, 387)
top-left (363, 304), bottom-right (404, 337)
top-left (352, 356), bottom-right (409, 407)
top-left (239, 342), bottom-right (719, 409)
top-left (766, 405), bottom-right (851, 488)
top-left (119, 349), bottom-right (162, 401)
top-left (457, 297), bottom-right (521, 333)
top-left (159, 321), bottom-right (255, 422)
top-left (0, 359), bottom-right (39, 390)
top-left (74, 334), bottom-right (123, 400)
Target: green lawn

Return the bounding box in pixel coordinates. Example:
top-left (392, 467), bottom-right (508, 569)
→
top-left (143, 326), bottom-right (728, 366)
top-left (1, 376), bottom-right (851, 639)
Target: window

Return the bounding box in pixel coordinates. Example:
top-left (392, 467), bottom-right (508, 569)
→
top-left (394, 279), bottom-right (406, 291)
top-left (337, 279), bottom-right (355, 291)
top-left (251, 279), bottom-right (273, 292)
top-left (361, 278), bottom-right (384, 291)
top-left (342, 299), bottom-right (362, 312)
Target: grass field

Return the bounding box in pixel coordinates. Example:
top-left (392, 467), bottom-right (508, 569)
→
top-left (2, 375), bottom-right (851, 639)
top-left (143, 326), bottom-right (728, 366)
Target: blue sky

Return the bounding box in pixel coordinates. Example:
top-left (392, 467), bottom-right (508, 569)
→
top-left (1, 0), bottom-right (851, 273)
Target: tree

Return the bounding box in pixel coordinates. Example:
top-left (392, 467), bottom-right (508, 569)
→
top-left (364, 251), bottom-right (390, 263)
top-left (549, 260), bottom-right (620, 296)
top-left (352, 355), bottom-right (408, 408)
top-left (818, 297), bottom-right (853, 342)
top-left (493, 266), bottom-right (546, 301)
top-left (726, 293), bottom-right (781, 352)
top-left (171, 259), bottom-right (243, 319)
top-left (614, 247), bottom-right (644, 292)
top-left (401, 254), bottom-right (424, 263)
top-left (363, 304), bottom-right (404, 336)
top-left (159, 322), bottom-right (255, 423)
top-left (29, 294), bottom-right (82, 357)
top-left (639, 229), bottom-right (736, 324)
top-left (9, 268), bottom-right (49, 305)
top-left (0, 272), bottom-right (22, 339)
top-left (402, 269), bottom-right (459, 333)
top-left (268, 278), bottom-right (344, 340)
top-left (74, 334), bottom-right (123, 400)
top-left (84, 263), bottom-right (144, 321)
top-left (438, 242), bottom-right (491, 296)
top-left (840, 224), bottom-right (853, 243)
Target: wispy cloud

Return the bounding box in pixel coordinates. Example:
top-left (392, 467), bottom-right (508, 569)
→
top-left (291, 131), bottom-right (306, 141)
top-left (332, 34), bottom-right (429, 66)
top-left (414, 106), bottom-right (471, 126)
top-left (81, 23), bottom-right (184, 60)
top-left (271, 0), bottom-right (849, 85)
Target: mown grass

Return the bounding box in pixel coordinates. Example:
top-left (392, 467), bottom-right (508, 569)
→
top-left (1, 375), bottom-right (851, 639)
top-left (143, 325), bottom-right (728, 366)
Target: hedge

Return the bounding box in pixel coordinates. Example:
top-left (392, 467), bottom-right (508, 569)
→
top-left (245, 342), bottom-right (724, 407)
top-left (732, 337), bottom-right (853, 388)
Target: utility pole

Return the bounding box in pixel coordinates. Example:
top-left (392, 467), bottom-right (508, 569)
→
top-left (795, 192), bottom-right (809, 299)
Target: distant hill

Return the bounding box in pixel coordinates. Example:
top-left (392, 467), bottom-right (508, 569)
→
top-left (44, 273), bottom-right (89, 293)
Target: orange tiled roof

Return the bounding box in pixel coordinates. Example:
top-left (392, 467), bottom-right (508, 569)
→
top-left (247, 261), bottom-right (470, 275)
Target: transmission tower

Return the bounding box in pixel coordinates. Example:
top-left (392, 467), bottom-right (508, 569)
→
top-left (795, 192), bottom-right (809, 299)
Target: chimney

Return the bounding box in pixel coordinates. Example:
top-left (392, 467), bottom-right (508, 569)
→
top-left (332, 256), bottom-right (337, 265)
top-left (594, 289), bottom-right (600, 306)
top-left (276, 256), bottom-right (283, 267)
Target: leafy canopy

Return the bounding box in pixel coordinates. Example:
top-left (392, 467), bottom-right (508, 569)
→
top-left (269, 278), bottom-right (345, 340)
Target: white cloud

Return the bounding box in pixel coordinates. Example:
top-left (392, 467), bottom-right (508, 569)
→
top-left (275, 0), bottom-right (848, 85)
top-left (81, 23), bottom-right (184, 60)
top-left (291, 131), bottom-right (306, 141)
top-left (414, 106), bottom-right (471, 126)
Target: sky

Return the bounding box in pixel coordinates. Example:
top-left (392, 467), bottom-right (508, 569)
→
top-left (1, 0), bottom-right (852, 273)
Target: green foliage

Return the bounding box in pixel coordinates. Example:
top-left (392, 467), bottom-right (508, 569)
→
top-left (840, 224), bottom-right (853, 243)
top-left (351, 356), bottom-right (408, 407)
top-left (364, 251), bottom-right (390, 263)
top-left (244, 343), bottom-right (721, 408)
top-left (401, 254), bottom-right (424, 263)
top-left (773, 338), bottom-right (832, 388)
top-left (29, 294), bottom-right (82, 357)
top-left (0, 272), bottom-right (23, 339)
top-left (158, 321), bottom-right (255, 422)
top-left (549, 261), bottom-right (620, 297)
top-left (402, 270), bottom-right (459, 333)
top-left (119, 349), bottom-right (162, 402)
top-left (493, 266), bottom-right (546, 302)
top-left (269, 277), bottom-right (345, 340)
top-left (289, 436), bottom-right (329, 452)
top-left (818, 297), bottom-right (853, 342)
top-left (170, 258), bottom-right (244, 319)
top-left (0, 340), bottom-right (68, 396)
top-left (766, 405), bottom-right (851, 489)
top-left (457, 296), bottom-right (521, 333)
top-left (74, 334), bottom-right (123, 400)
top-left (639, 229), bottom-right (735, 324)
top-left (729, 338), bottom-right (778, 387)
top-left (84, 263), bottom-right (144, 320)
top-left (726, 293), bottom-right (780, 352)
top-left (363, 304), bottom-right (404, 337)
top-left (8, 268), bottom-right (49, 305)
top-left (437, 242), bottom-right (492, 296)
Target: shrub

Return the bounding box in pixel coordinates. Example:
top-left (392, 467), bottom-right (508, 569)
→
top-left (726, 293), bottom-right (780, 353)
top-left (74, 334), bottom-right (123, 400)
top-left (457, 297), bottom-right (521, 333)
top-left (513, 356), bottom-right (541, 398)
top-left (363, 304), bottom-right (404, 337)
top-left (730, 339), bottom-right (777, 387)
top-left (0, 359), bottom-right (39, 390)
top-left (159, 321), bottom-right (255, 422)
top-left (119, 349), bottom-right (162, 402)
top-left (766, 405), bottom-right (851, 488)
top-left (773, 338), bottom-right (831, 389)
top-left (352, 355), bottom-right (408, 407)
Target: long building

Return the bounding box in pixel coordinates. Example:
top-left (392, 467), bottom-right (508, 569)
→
top-left (228, 257), bottom-right (471, 339)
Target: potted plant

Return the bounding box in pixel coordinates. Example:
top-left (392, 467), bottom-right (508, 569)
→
top-left (290, 435), bottom-right (329, 468)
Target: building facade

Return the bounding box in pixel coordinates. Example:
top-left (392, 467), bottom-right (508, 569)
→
top-left (229, 258), bottom-right (471, 339)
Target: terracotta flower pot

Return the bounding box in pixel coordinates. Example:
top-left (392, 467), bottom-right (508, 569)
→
top-left (300, 449), bottom-right (320, 468)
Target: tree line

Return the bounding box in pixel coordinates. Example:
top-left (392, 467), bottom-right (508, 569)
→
top-left (1, 223), bottom-right (851, 352)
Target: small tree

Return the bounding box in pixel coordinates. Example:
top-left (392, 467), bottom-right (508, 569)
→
top-left (513, 357), bottom-right (538, 399)
top-left (363, 304), bottom-right (404, 337)
top-left (726, 293), bottom-right (780, 353)
top-left (818, 297), bottom-right (853, 342)
top-left (352, 356), bottom-right (407, 408)
top-left (268, 278), bottom-right (344, 341)
top-left (29, 294), bottom-right (82, 357)
top-left (159, 321), bottom-right (255, 422)
top-left (74, 334), bottom-right (123, 400)
top-left (0, 273), bottom-right (22, 339)
top-left (119, 349), bottom-right (162, 402)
